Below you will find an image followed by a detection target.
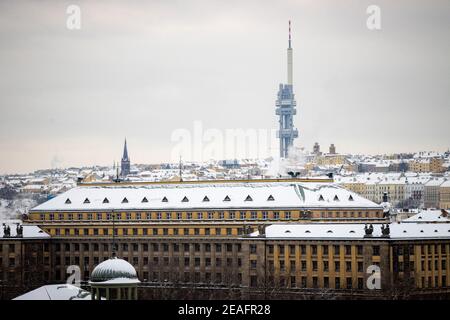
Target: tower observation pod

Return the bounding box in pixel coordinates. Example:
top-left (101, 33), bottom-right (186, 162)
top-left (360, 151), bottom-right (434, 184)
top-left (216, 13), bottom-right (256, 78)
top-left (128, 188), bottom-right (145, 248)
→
top-left (276, 20), bottom-right (298, 158)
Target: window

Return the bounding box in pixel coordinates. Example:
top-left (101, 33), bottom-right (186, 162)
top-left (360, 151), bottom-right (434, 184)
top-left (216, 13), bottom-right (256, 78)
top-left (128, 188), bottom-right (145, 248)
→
top-left (250, 260), bottom-right (257, 269)
top-left (323, 246), bottom-right (329, 255)
top-left (334, 245), bottom-right (340, 255)
top-left (357, 245), bottom-right (363, 255)
top-left (262, 211), bottom-right (268, 220)
top-left (250, 244), bottom-right (257, 254)
top-left (208, 212), bottom-right (214, 219)
top-left (345, 245), bottom-right (351, 255)
top-left (335, 261), bottom-right (340, 272)
top-left (274, 212), bottom-right (280, 219)
top-left (301, 245), bottom-right (306, 255)
top-left (250, 276), bottom-right (257, 287)
top-left (301, 261), bottom-right (307, 271)
top-left (373, 246), bottom-right (380, 256)
top-left (324, 261), bottom-right (329, 271)
top-left (229, 212), bottom-right (235, 219)
top-left (182, 196), bottom-right (189, 202)
top-left (267, 195), bottom-right (275, 201)
top-left (223, 195), bottom-right (231, 201)
top-left (284, 211), bottom-right (291, 220)
top-left (122, 197), bottom-right (128, 203)
top-left (346, 277), bottom-right (352, 289)
top-left (335, 277), bottom-right (341, 289)
top-left (346, 261), bottom-right (352, 272)
top-left (251, 211), bottom-right (257, 219)
top-left (162, 196), bottom-right (168, 202)
top-left (245, 195), bottom-right (253, 201)
top-left (203, 196), bottom-right (210, 202)
top-left (141, 197), bottom-right (148, 203)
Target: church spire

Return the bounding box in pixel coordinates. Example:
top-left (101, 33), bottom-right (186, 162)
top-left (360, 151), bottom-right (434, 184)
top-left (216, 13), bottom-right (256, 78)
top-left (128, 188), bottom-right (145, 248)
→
top-left (122, 138), bottom-right (129, 161)
top-left (121, 138), bottom-right (130, 177)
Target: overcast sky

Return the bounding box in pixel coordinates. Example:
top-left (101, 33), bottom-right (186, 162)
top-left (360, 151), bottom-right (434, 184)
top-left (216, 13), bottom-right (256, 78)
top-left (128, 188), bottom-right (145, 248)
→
top-left (0, 0), bottom-right (449, 174)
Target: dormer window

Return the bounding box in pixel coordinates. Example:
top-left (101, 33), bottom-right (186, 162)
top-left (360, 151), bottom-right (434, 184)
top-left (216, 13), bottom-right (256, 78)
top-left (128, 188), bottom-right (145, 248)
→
top-left (334, 195), bottom-right (339, 201)
top-left (267, 195), bottom-right (275, 201)
top-left (83, 198), bottom-right (90, 204)
top-left (285, 230), bottom-right (291, 233)
top-left (103, 198), bottom-right (109, 204)
top-left (65, 198), bottom-right (72, 204)
top-left (162, 196), bottom-right (168, 202)
top-left (182, 196), bottom-right (189, 202)
top-left (141, 197), bottom-right (148, 203)
top-left (348, 195), bottom-right (354, 201)
top-left (349, 230), bottom-right (355, 233)
top-left (203, 196), bottom-right (210, 202)
top-left (245, 195), bottom-right (253, 201)
top-left (223, 195), bottom-right (231, 202)
top-left (305, 230), bottom-right (311, 233)
top-left (318, 195), bottom-right (324, 201)
top-left (327, 230), bottom-right (333, 233)
top-left (122, 197), bottom-right (128, 203)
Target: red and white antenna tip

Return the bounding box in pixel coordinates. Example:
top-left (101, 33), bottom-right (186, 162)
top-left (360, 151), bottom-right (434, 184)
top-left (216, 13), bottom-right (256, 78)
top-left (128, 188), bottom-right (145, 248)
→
top-left (288, 20), bottom-right (292, 47)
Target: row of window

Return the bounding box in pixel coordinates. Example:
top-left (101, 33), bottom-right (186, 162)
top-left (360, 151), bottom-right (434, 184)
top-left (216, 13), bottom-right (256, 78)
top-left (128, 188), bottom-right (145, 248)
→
top-left (260, 244), bottom-right (367, 256)
top-left (49, 227), bottom-right (242, 237)
top-left (55, 242), bottom-right (241, 253)
top-left (251, 275), bottom-right (365, 290)
top-left (57, 255), bottom-right (242, 269)
top-left (36, 210), bottom-right (382, 221)
top-left (260, 260), bottom-right (366, 273)
top-left (41, 211), bottom-right (294, 221)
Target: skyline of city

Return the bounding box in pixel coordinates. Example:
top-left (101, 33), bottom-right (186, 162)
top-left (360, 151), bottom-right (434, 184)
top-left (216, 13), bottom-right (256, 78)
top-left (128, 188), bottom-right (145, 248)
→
top-left (0, 0), bottom-right (449, 173)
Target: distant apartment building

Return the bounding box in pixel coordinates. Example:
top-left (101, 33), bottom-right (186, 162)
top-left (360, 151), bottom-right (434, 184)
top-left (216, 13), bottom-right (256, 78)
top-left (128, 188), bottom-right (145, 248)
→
top-left (440, 181), bottom-right (450, 210)
top-left (424, 178), bottom-right (446, 209)
top-left (409, 157), bottom-right (445, 173)
top-left (315, 154), bottom-right (346, 166)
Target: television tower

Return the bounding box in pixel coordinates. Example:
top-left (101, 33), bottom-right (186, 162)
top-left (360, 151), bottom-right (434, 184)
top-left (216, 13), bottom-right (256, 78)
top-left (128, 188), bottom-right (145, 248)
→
top-left (276, 20), bottom-right (298, 158)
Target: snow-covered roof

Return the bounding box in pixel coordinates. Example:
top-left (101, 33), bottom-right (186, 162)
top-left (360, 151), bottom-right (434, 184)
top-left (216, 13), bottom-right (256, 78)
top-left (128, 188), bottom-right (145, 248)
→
top-left (90, 257), bottom-right (139, 284)
top-left (251, 222), bottom-right (450, 240)
top-left (13, 284), bottom-right (94, 300)
top-left (402, 210), bottom-right (450, 223)
top-left (0, 223), bottom-right (50, 239)
top-left (30, 182), bottom-right (381, 212)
